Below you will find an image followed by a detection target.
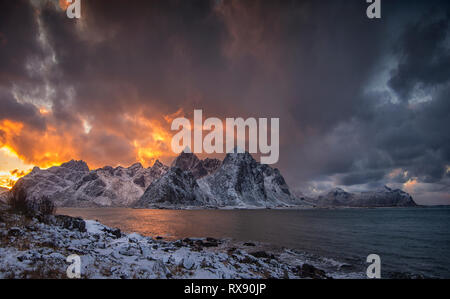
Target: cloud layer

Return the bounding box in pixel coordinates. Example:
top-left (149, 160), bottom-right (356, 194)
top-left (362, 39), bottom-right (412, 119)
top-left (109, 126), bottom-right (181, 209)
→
top-left (0, 0), bottom-right (449, 204)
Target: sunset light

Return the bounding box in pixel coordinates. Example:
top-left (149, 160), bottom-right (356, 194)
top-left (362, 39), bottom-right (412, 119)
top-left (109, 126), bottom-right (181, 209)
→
top-left (0, 0), bottom-right (449, 282)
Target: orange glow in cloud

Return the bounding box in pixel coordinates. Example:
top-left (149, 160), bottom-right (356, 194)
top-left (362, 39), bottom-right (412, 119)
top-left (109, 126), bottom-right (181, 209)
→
top-left (403, 178), bottom-right (418, 192)
top-left (122, 112), bottom-right (178, 166)
top-left (388, 168), bottom-right (408, 179)
top-left (39, 107), bottom-right (50, 115)
top-left (58, 0), bottom-right (71, 11)
top-left (0, 119), bottom-right (24, 136)
top-left (163, 108), bottom-right (184, 123)
top-left (0, 109), bottom-right (183, 189)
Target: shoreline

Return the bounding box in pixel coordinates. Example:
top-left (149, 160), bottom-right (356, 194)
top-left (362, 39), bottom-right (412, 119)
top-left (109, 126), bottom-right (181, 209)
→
top-left (1, 204), bottom-right (358, 279)
top-left (56, 205), bottom-right (427, 211)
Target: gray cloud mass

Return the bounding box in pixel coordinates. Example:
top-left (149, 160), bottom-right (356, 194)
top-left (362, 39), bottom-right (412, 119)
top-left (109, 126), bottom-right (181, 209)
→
top-left (0, 0), bottom-right (449, 204)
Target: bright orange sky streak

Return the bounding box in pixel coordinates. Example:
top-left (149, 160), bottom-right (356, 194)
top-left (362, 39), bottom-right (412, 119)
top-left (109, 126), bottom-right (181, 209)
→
top-left (0, 110), bottom-right (183, 189)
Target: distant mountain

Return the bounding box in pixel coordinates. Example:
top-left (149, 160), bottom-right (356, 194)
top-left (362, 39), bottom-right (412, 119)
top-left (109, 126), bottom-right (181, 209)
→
top-left (314, 186), bottom-right (417, 207)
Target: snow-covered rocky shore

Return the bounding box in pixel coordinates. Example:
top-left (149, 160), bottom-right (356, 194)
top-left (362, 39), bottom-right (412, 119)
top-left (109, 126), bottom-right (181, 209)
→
top-left (0, 203), bottom-right (353, 279)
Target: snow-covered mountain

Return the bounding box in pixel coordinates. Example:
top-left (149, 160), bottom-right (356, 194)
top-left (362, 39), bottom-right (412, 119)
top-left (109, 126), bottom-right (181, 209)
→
top-left (7, 151), bottom-right (311, 208)
top-left (314, 186), bottom-right (417, 207)
top-left (171, 152), bottom-right (221, 179)
top-left (12, 160), bottom-right (169, 207)
top-left (11, 153), bottom-right (416, 209)
top-left (197, 151), bottom-right (304, 208)
top-left (133, 167), bottom-right (206, 208)
top-left (133, 151), bottom-right (303, 208)
top-left (52, 161), bottom-right (169, 207)
top-left (11, 160), bottom-right (90, 203)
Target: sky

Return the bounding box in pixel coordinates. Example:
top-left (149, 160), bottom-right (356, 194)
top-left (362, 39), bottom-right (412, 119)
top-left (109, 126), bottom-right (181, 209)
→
top-left (0, 0), bottom-right (449, 204)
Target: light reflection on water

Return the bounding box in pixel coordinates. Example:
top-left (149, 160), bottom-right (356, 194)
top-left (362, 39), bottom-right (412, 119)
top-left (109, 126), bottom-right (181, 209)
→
top-left (58, 207), bottom-right (450, 278)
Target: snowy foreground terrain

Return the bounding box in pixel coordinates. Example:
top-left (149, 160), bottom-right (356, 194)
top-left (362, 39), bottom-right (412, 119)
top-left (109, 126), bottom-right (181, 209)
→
top-left (0, 203), bottom-right (361, 279)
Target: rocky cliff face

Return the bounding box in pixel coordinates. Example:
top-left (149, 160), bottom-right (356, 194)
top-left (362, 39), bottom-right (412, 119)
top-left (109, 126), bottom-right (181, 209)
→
top-left (7, 151), bottom-right (309, 209)
top-left (133, 167), bottom-right (206, 208)
top-left (134, 151), bottom-right (301, 208)
top-left (197, 151), bottom-right (302, 208)
top-left (10, 153), bottom-right (415, 209)
top-left (315, 186), bottom-right (417, 207)
top-left (171, 152), bottom-right (221, 179)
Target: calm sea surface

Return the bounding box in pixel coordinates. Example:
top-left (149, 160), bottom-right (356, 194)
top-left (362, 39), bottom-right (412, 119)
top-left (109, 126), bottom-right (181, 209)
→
top-left (58, 206), bottom-right (450, 278)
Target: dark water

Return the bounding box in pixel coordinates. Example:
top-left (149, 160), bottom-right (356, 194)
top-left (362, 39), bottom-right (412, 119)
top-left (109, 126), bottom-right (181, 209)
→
top-left (58, 206), bottom-right (450, 278)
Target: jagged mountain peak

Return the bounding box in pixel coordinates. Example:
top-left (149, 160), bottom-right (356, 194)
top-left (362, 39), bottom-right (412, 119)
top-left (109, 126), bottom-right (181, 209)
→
top-left (60, 160), bottom-right (90, 172)
top-left (196, 151), bottom-right (300, 208)
top-left (223, 150), bottom-right (256, 166)
top-left (12, 151), bottom-right (300, 209)
top-left (170, 152), bottom-right (220, 179)
top-left (128, 162), bottom-right (143, 170)
top-left (171, 152), bottom-right (201, 170)
top-left (152, 160), bottom-right (165, 168)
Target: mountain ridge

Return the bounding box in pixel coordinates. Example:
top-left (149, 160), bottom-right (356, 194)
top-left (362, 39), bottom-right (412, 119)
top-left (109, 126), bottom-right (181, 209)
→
top-left (8, 153), bottom-right (417, 209)
top-left (313, 186), bottom-right (417, 207)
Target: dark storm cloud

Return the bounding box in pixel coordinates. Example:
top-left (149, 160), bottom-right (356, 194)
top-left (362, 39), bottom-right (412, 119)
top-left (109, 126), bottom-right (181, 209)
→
top-left (388, 11), bottom-right (450, 101)
top-left (358, 15), bottom-right (450, 183)
top-left (40, 0), bottom-right (391, 164)
top-left (0, 90), bottom-right (46, 130)
top-left (0, 0), bottom-right (449, 203)
top-left (39, 0), bottom-right (230, 117)
top-left (0, 0), bottom-right (44, 86)
top-left (280, 1), bottom-right (450, 204)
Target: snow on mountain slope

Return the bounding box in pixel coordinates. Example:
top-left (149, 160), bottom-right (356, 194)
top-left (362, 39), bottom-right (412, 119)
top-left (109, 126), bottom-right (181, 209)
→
top-left (11, 160), bottom-right (90, 202)
top-left (9, 152), bottom-right (416, 209)
top-left (52, 161), bottom-right (169, 207)
top-left (133, 151), bottom-right (303, 208)
top-left (133, 167), bottom-right (206, 208)
top-left (11, 160), bottom-right (169, 208)
top-left (171, 152), bottom-right (221, 179)
top-left (197, 151), bottom-right (302, 208)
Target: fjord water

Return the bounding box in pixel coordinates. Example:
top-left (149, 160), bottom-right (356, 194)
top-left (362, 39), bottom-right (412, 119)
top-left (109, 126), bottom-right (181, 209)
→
top-left (58, 206), bottom-right (450, 278)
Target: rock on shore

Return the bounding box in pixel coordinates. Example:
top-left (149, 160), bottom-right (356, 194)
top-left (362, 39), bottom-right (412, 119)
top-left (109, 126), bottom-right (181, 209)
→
top-left (0, 204), bottom-right (342, 279)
